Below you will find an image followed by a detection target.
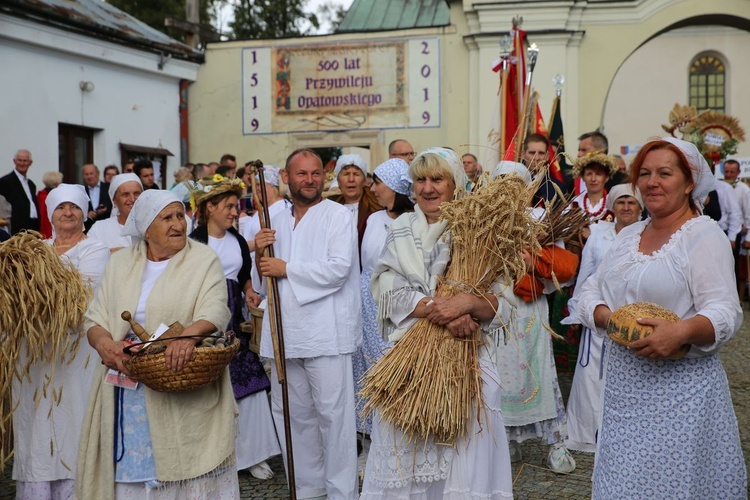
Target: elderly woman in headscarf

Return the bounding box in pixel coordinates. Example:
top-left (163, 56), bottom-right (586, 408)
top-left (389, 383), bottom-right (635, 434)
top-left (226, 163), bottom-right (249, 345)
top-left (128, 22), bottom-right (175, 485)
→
top-left (359, 148), bottom-right (514, 499)
top-left (576, 137), bottom-right (746, 497)
top-left (330, 154), bottom-right (382, 251)
top-left (491, 161), bottom-right (579, 474)
top-left (352, 158), bottom-right (414, 438)
top-left (77, 190), bottom-right (237, 499)
top-left (87, 173), bottom-right (143, 250)
top-left (12, 184), bottom-right (110, 500)
top-left (562, 184), bottom-right (643, 453)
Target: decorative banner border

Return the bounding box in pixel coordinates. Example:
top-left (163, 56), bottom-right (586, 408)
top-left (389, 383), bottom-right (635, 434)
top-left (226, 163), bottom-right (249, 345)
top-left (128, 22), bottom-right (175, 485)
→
top-left (242, 37), bottom-right (440, 135)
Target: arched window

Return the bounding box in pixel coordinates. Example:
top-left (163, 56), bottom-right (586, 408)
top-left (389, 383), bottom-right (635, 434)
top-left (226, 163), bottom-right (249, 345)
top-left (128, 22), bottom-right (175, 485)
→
top-left (689, 53), bottom-right (726, 112)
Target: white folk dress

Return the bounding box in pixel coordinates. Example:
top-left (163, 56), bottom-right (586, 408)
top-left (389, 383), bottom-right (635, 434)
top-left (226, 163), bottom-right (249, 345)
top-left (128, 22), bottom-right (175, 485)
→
top-left (562, 221), bottom-right (616, 452)
top-left (360, 209), bottom-right (513, 499)
top-left (87, 217), bottom-right (132, 249)
top-left (13, 238), bottom-right (110, 500)
top-left (353, 210), bottom-right (394, 434)
top-left (577, 216), bottom-right (747, 498)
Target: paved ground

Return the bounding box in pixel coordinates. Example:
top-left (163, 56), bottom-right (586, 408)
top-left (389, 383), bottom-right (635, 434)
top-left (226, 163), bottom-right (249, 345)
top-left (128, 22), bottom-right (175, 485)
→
top-left (2, 318), bottom-right (749, 499)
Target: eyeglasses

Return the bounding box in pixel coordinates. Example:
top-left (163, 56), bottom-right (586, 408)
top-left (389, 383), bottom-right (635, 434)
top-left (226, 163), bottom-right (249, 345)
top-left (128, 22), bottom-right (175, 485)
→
top-left (393, 152), bottom-right (416, 158)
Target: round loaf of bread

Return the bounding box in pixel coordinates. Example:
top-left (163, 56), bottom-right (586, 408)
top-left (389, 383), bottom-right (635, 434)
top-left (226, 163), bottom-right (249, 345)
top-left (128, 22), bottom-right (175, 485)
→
top-left (606, 302), bottom-right (689, 359)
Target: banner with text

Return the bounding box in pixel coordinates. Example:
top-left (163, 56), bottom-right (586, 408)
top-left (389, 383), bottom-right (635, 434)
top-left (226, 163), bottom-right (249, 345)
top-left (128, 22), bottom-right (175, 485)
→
top-left (242, 38), bottom-right (440, 134)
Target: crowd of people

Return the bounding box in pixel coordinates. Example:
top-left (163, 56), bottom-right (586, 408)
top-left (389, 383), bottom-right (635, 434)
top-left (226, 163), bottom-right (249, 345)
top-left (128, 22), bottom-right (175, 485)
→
top-left (1, 131), bottom-right (747, 499)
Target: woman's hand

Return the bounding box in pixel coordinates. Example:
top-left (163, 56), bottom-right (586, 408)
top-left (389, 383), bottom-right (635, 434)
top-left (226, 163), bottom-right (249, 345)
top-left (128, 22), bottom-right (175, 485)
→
top-left (254, 228), bottom-right (276, 257)
top-left (89, 326), bottom-right (133, 375)
top-left (95, 337), bottom-right (133, 375)
top-left (593, 304), bottom-right (612, 329)
top-left (445, 314), bottom-right (481, 338)
top-left (245, 291), bottom-right (262, 308)
top-left (164, 337), bottom-right (198, 372)
top-left (628, 318), bottom-right (689, 359)
top-left (425, 295), bottom-right (472, 325)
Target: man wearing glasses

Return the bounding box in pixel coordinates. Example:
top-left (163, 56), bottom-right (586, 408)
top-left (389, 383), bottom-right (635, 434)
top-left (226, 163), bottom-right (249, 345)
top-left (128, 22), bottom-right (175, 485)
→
top-left (388, 139), bottom-right (416, 164)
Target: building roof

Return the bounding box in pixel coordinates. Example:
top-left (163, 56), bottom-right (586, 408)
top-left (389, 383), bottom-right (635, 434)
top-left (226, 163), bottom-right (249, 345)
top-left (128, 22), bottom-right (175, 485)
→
top-left (337, 0), bottom-right (450, 33)
top-left (0, 0), bottom-right (203, 62)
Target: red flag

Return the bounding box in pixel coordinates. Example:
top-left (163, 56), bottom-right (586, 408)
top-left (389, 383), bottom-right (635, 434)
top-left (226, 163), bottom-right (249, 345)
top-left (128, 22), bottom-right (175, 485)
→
top-left (487, 25), bottom-right (528, 166)
top-left (503, 27), bottom-right (527, 154)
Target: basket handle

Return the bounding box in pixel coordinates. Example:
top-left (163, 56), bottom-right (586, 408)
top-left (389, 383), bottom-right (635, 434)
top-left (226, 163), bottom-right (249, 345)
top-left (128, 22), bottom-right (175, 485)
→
top-left (123, 334), bottom-right (221, 356)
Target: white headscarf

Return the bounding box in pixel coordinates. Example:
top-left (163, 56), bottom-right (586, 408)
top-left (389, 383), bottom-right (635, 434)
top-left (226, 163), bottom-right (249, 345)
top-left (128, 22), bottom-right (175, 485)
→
top-left (491, 161), bottom-right (532, 186)
top-left (122, 190), bottom-right (182, 243)
top-left (659, 137), bottom-right (716, 209)
top-left (606, 183), bottom-right (643, 212)
top-left (108, 173), bottom-right (143, 219)
top-left (334, 154), bottom-right (367, 176)
top-left (415, 147), bottom-right (469, 199)
top-left (45, 183), bottom-right (90, 224)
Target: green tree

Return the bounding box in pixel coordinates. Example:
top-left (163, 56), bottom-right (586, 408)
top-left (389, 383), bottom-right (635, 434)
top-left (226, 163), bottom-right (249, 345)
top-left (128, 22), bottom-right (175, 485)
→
top-left (108, 0), bottom-right (224, 43)
top-left (316, 1), bottom-right (347, 33)
top-left (229, 0), bottom-right (319, 40)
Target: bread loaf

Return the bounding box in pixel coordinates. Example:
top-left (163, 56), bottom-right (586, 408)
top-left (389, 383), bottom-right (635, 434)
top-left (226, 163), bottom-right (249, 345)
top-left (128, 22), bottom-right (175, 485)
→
top-left (606, 302), bottom-right (689, 359)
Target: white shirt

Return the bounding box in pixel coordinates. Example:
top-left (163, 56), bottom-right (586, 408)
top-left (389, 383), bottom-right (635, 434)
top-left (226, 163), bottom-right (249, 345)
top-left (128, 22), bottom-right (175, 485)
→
top-left (727, 180), bottom-right (750, 254)
top-left (345, 202), bottom-right (359, 222)
top-left (577, 217), bottom-right (742, 357)
top-left (87, 181), bottom-right (101, 209)
top-left (563, 221), bottom-right (616, 324)
top-left (714, 179), bottom-right (741, 240)
top-left (14, 169), bottom-right (38, 218)
top-left (87, 217), bottom-right (132, 249)
top-left (238, 199), bottom-right (290, 250)
top-left (253, 199), bottom-right (362, 358)
top-left (208, 233), bottom-right (242, 281)
top-left (360, 210), bottom-right (393, 273)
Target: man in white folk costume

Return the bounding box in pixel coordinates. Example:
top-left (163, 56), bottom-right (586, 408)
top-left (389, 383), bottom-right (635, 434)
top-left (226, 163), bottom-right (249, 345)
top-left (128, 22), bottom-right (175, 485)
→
top-left (86, 173), bottom-right (143, 250)
top-left (253, 148), bottom-right (362, 500)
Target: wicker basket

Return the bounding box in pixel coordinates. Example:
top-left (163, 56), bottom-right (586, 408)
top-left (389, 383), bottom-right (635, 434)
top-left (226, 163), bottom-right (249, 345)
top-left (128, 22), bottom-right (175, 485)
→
top-left (123, 335), bottom-right (239, 392)
top-left (606, 302), bottom-right (689, 359)
top-left (240, 305), bottom-right (264, 354)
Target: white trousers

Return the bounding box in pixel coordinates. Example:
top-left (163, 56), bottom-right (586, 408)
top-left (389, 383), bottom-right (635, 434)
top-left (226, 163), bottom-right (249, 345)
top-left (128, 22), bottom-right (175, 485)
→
top-left (235, 391), bottom-right (282, 470)
top-left (270, 354), bottom-right (358, 500)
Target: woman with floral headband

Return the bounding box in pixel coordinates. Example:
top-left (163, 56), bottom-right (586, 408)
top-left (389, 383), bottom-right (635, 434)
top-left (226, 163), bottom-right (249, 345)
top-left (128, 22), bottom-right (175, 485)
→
top-left (189, 175), bottom-right (280, 480)
top-left (570, 153), bottom-right (619, 238)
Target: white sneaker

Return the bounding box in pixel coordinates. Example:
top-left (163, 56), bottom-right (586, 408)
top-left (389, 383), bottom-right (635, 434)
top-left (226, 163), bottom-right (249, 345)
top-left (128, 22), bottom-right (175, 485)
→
top-left (508, 440), bottom-right (523, 463)
top-left (249, 461), bottom-right (275, 480)
top-left (547, 442), bottom-right (576, 473)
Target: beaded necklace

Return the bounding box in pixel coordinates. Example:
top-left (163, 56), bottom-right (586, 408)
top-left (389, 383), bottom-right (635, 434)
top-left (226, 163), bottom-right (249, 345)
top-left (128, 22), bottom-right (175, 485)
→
top-left (583, 191), bottom-right (607, 218)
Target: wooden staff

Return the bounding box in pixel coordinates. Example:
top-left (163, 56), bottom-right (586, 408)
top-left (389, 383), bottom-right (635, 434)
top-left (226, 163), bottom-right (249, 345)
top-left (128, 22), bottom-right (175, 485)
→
top-left (248, 160), bottom-right (297, 499)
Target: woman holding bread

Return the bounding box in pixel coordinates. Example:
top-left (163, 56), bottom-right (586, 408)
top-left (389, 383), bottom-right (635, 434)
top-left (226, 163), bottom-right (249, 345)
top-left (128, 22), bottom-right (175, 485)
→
top-left (576, 137), bottom-right (746, 498)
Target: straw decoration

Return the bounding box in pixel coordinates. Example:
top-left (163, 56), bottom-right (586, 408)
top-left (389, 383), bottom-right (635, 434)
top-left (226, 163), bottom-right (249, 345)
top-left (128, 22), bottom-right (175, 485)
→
top-left (0, 231), bottom-right (92, 468)
top-left (360, 175), bottom-right (542, 445)
top-left (536, 187), bottom-right (590, 253)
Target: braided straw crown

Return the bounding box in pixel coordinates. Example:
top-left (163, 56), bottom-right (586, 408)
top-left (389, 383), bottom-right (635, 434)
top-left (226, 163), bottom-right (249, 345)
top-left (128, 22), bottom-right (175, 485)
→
top-left (571, 152), bottom-right (619, 178)
top-left (606, 302), bottom-right (689, 359)
top-left (189, 174), bottom-right (245, 211)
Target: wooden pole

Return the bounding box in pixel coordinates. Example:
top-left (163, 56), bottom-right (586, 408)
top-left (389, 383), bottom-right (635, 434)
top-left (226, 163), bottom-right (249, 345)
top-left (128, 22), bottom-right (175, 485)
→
top-left (249, 160), bottom-right (297, 499)
top-left (499, 61), bottom-right (509, 156)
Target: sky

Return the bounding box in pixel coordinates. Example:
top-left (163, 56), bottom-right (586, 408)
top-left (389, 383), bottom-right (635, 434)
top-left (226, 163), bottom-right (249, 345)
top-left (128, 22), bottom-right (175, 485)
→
top-left (217, 0), bottom-right (355, 36)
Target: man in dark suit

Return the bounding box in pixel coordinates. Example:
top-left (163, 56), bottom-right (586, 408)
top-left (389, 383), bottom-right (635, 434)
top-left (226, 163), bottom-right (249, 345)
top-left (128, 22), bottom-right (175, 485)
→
top-left (82, 163), bottom-right (112, 231)
top-left (0, 149), bottom-right (39, 234)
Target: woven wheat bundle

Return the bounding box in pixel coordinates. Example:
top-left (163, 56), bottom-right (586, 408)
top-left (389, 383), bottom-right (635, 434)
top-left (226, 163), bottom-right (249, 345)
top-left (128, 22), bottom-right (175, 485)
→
top-left (0, 231), bottom-right (92, 467)
top-left (360, 175), bottom-right (542, 445)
